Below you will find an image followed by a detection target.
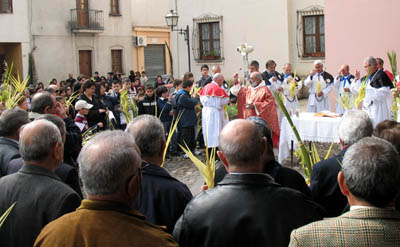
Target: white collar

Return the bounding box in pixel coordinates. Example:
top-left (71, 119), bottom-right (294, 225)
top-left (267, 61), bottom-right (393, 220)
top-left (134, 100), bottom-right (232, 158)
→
top-left (250, 81), bottom-right (266, 91)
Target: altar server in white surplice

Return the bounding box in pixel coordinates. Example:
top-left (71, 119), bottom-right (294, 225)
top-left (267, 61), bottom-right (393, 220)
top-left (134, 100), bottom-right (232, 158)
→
top-left (334, 64), bottom-right (355, 115)
top-left (198, 73), bottom-right (230, 148)
top-left (281, 63), bottom-right (302, 115)
top-left (351, 56), bottom-right (394, 127)
top-left (304, 60), bottom-right (335, 112)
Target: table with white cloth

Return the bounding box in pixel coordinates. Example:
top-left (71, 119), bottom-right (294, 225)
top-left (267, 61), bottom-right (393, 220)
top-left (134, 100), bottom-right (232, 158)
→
top-left (278, 112), bottom-right (342, 163)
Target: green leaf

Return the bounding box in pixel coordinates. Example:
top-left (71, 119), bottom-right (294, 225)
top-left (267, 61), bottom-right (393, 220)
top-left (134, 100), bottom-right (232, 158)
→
top-left (0, 202), bottom-right (16, 228)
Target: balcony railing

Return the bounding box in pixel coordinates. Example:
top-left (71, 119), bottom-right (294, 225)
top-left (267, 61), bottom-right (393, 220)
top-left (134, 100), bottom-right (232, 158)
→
top-left (70, 9), bottom-right (104, 32)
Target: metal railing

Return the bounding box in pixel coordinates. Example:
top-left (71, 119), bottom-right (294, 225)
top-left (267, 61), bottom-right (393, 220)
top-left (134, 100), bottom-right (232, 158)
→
top-left (70, 9), bottom-right (104, 31)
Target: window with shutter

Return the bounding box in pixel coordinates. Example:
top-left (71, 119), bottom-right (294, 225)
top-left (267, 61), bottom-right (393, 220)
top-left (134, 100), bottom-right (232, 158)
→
top-left (111, 50), bottom-right (123, 74)
top-left (0, 0), bottom-right (12, 13)
top-left (192, 14), bottom-right (223, 62)
top-left (303, 15), bottom-right (325, 57)
top-left (110, 0), bottom-right (120, 15)
top-left (199, 22), bottom-right (221, 61)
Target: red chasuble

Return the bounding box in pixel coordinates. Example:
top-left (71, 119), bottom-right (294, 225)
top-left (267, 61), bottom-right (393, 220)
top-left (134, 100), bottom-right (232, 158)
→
top-left (237, 85), bottom-right (280, 148)
top-left (199, 82), bottom-right (229, 98)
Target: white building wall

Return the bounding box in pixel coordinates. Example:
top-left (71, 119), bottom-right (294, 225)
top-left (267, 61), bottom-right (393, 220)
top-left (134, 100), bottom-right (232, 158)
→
top-left (172, 0), bottom-right (291, 81)
top-left (0, 0), bottom-right (31, 77)
top-left (30, 0), bottom-right (133, 83)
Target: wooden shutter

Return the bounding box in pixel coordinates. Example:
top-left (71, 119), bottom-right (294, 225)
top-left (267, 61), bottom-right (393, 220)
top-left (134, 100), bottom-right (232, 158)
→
top-left (111, 50), bottom-right (122, 73)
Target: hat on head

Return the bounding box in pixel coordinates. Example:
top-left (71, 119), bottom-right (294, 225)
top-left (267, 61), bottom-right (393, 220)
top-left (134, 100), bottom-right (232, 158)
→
top-left (75, 100), bottom-right (93, 110)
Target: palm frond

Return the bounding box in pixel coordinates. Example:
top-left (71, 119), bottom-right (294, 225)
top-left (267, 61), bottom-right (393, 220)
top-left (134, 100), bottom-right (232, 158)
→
top-left (273, 91), bottom-right (312, 183)
top-left (0, 202), bottom-right (16, 228)
top-left (161, 110), bottom-right (184, 167)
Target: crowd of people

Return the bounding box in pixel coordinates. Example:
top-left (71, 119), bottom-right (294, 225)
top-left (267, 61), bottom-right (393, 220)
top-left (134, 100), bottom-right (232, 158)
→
top-left (0, 56), bottom-right (399, 246)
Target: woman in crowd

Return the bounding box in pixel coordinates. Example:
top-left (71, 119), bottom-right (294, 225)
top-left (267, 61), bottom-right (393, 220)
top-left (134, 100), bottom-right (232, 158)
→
top-left (155, 75), bottom-right (164, 88)
top-left (79, 80), bottom-right (107, 130)
top-left (17, 96), bottom-right (29, 111)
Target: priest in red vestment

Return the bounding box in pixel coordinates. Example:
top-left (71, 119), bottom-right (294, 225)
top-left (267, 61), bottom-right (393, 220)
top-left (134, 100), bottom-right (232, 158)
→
top-left (232, 72), bottom-right (280, 147)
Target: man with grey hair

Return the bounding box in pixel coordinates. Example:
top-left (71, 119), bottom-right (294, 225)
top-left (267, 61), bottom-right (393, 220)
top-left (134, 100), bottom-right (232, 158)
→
top-left (34, 130), bottom-right (178, 247)
top-left (0, 119), bottom-right (80, 247)
top-left (304, 60), bottom-right (335, 112)
top-left (126, 115), bottom-right (192, 234)
top-left (232, 71), bottom-right (280, 147)
top-left (174, 119), bottom-right (323, 247)
top-left (290, 137), bottom-right (400, 246)
top-left (352, 56), bottom-right (394, 127)
top-left (198, 73), bottom-right (230, 150)
top-left (7, 114), bottom-right (82, 197)
top-left (0, 108), bottom-right (29, 177)
top-left (310, 110), bottom-right (373, 217)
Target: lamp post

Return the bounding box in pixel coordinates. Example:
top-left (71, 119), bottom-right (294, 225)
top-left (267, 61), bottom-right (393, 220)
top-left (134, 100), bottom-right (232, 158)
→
top-left (165, 10), bottom-right (191, 72)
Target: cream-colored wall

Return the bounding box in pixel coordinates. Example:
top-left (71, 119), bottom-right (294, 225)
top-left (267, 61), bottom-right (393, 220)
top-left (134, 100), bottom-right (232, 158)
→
top-left (29, 0), bottom-right (133, 83)
top-left (0, 0), bottom-right (31, 78)
top-left (172, 0), bottom-right (290, 81)
top-left (131, 0), bottom-right (172, 27)
top-left (132, 27), bottom-right (171, 74)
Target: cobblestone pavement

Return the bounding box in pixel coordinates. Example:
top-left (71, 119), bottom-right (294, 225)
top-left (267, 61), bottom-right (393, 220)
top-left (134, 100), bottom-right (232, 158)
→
top-left (163, 151), bottom-right (205, 196)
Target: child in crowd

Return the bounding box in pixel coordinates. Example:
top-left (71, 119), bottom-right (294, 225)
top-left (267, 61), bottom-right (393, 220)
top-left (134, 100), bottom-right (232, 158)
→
top-left (175, 80), bottom-right (200, 155)
top-left (74, 100), bottom-right (93, 133)
top-left (138, 84), bottom-right (157, 116)
top-left (156, 86), bottom-right (173, 136)
top-left (108, 80), bottom-right (122, 99)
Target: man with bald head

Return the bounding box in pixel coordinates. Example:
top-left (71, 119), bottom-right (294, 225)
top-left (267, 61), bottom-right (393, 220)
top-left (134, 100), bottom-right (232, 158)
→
top-left (198, 73), bottom-right (230, 151)
top-left (232, 71), bottom-right (280, 147)
top-left (173, 119), bottom-right (323, 247)
top-left (34, 130), bottom-right (178, 247)
top-left (334, 64), bottom-right (355, 114)
top-left (351, 56), bottom-right (394, 127)
top-left (0, 119), bottom-right (81, 247)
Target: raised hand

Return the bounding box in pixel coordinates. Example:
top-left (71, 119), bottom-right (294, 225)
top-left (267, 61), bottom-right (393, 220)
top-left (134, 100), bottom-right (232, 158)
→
top-left (355, 69), bottom-right (360, 80)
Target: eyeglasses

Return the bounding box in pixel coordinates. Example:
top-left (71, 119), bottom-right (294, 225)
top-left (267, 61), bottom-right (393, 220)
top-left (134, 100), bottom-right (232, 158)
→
top-left (55, 90), bottom-right (59, 93)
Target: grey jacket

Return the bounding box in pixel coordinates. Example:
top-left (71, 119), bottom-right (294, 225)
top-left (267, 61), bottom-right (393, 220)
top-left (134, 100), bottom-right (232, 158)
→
top-left (0, 137), bottom-right (20, 177)
top-left (0, 164), bottom-right (81, 247)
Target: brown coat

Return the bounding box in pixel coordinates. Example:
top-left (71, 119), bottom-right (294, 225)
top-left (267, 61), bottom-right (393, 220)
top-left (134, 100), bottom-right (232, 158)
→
top-left (34, 199), bottom-right (178, 247)
top-left (289, 208), bottom-right (400, 247)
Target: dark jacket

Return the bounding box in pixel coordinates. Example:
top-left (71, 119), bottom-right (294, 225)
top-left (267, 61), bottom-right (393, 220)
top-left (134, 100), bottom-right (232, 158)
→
top-left (214, 160), bottom-right (312, 197)
top-left (157, 97), bottom-right (173, 123)
top-left (138, 95), bottom-right (156, 116)
top-left (310, 148), bottom-right (348, 217)
top-left (79, 94), bottom-right (107, 129)
top-left (262, 70), bottom-right (283, 85)
top-left (133, 162), bottom-right (193, 234)
top-left (175, 89), bottom-right (199, 128)
top-left (0, 137), bottom-right (20, 177)
top-left (7, 158), bottom-right (82, 198)
top-left (63, 117), bottom-right (82, 167)
top-left (0, 164), bottom-right (81, 247)
top-left (173, 173), bottom-right (323, 247)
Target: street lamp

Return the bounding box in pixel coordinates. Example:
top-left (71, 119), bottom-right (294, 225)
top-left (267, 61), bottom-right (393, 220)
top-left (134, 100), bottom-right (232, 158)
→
top-left (165, 10), bottom-right (191, 72)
